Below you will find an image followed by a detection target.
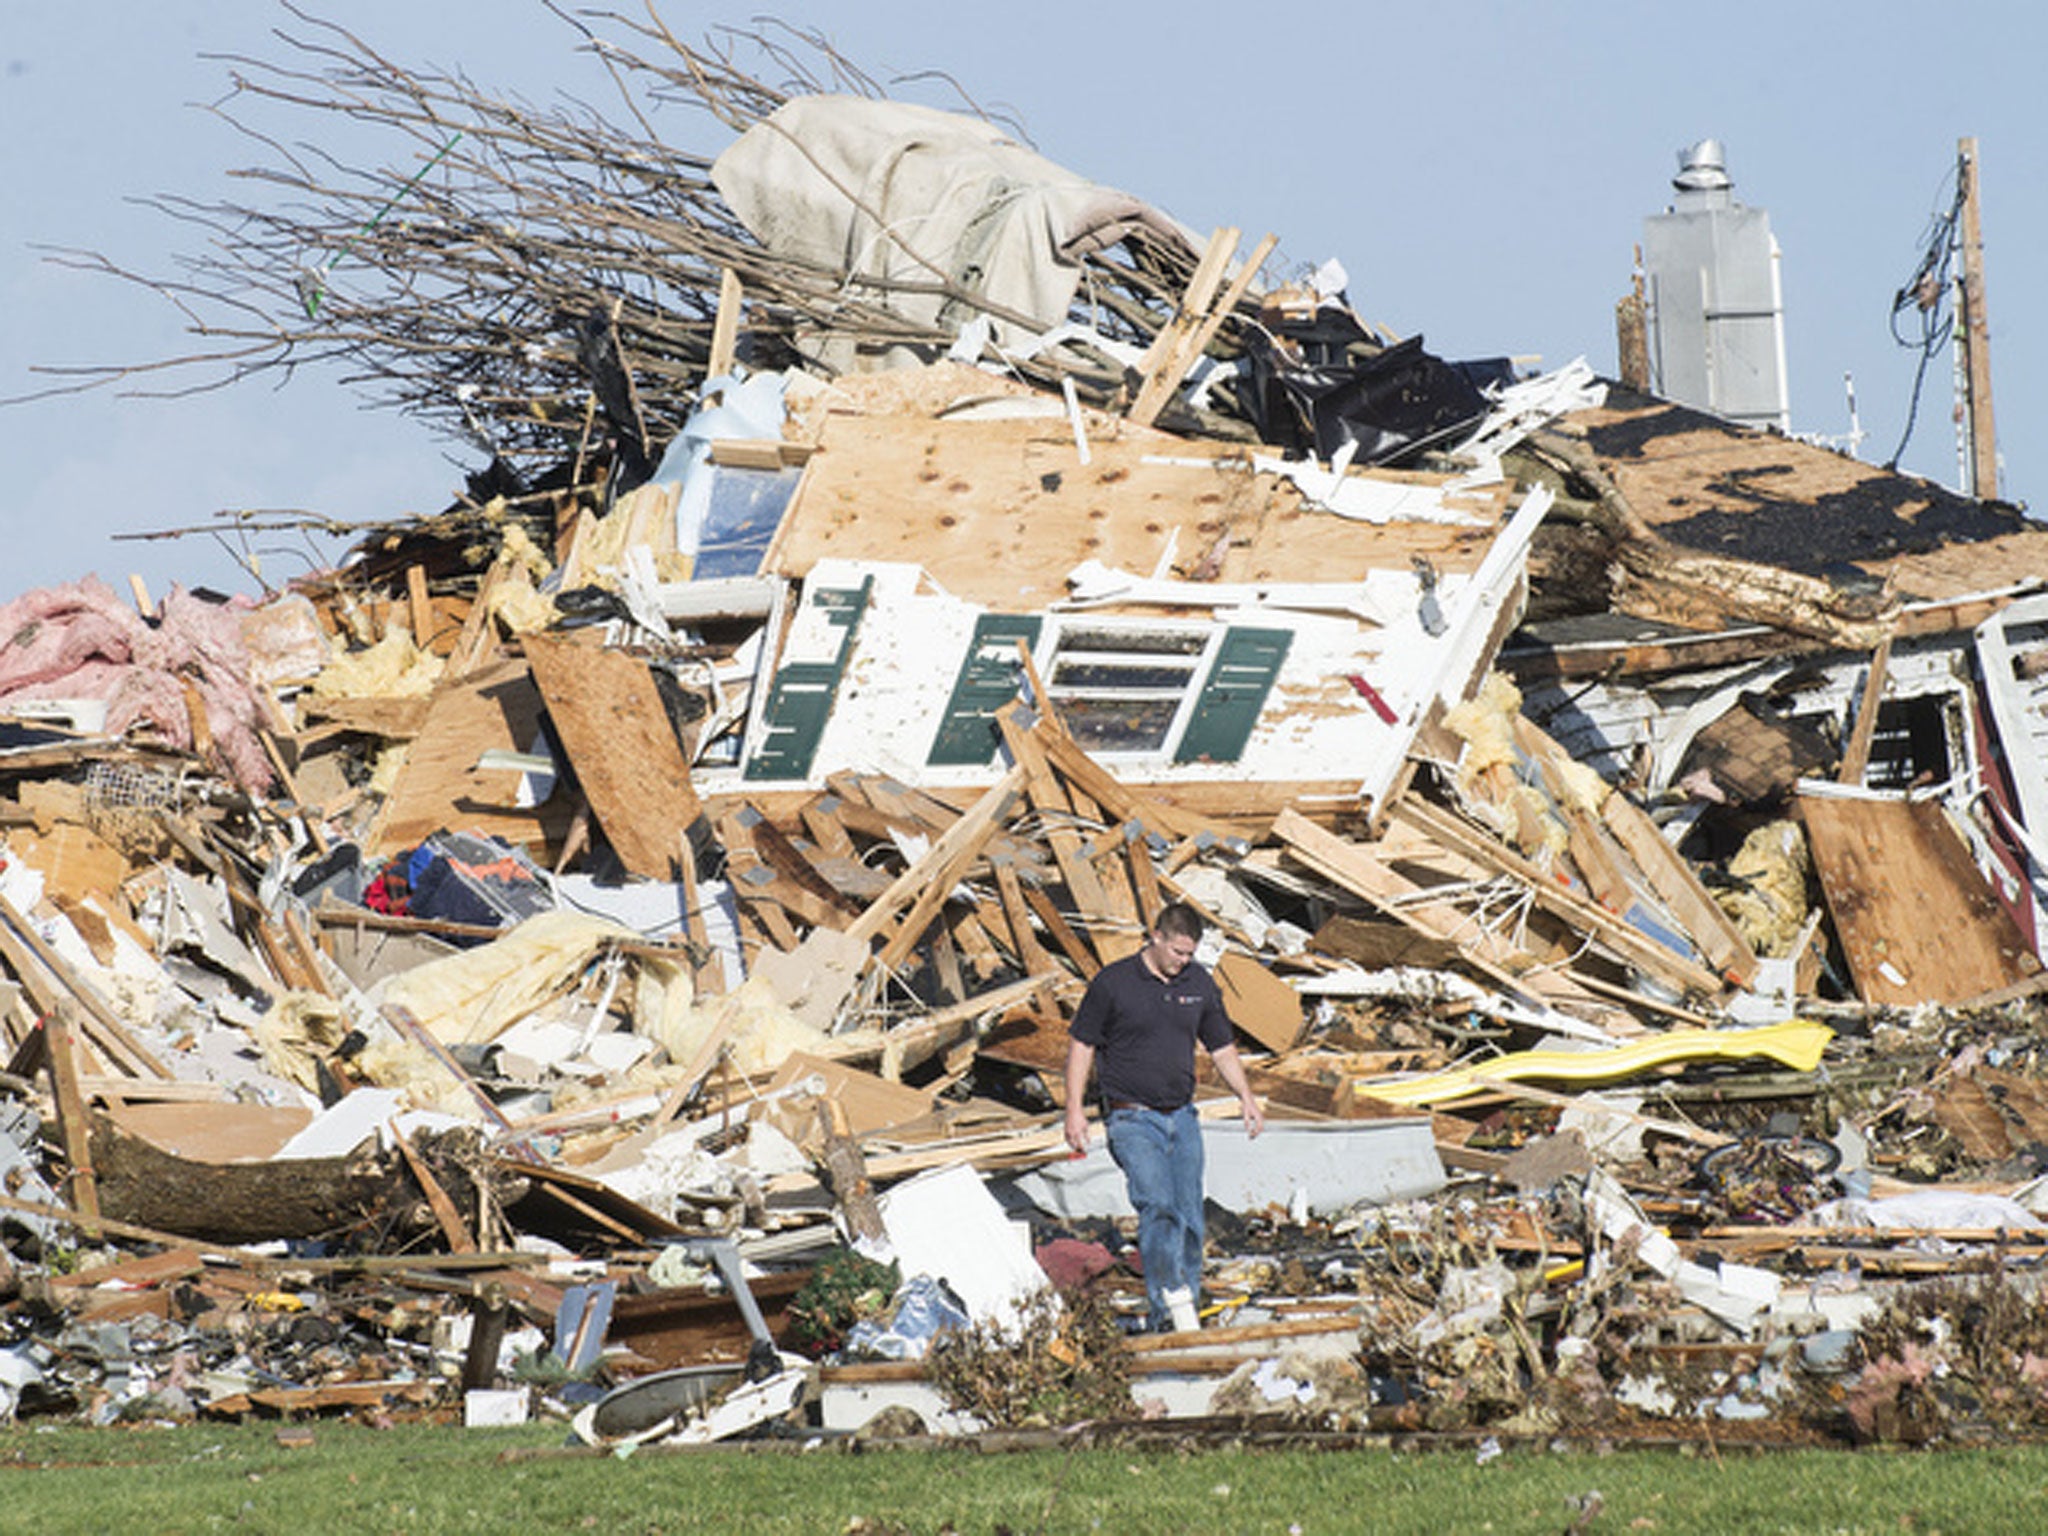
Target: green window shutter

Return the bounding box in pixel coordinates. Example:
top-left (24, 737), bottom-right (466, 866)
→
top-left (744, 577), bottom-right (873, 781)
top-left (928, 614), bottom-right (1043, 766)
top-left (1173, 626), bottom-right (1291, 765)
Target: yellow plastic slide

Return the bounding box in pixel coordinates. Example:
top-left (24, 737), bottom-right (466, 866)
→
top-left (1356, 1019), bottom-right (1833, 1108)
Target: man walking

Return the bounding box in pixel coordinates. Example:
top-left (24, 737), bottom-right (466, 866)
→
top-left (1063, 903), bottom-right (1264, 1333)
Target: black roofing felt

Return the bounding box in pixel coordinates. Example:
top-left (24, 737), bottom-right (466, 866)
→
top-left (1581, 392), bottom-right (2033, 584)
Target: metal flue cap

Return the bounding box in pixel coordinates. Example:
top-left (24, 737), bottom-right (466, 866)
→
top-left (1673, 139), bottom-right (1732, 192)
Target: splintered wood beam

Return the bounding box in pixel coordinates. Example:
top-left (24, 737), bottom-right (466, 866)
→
top-left (1128, 226), bottom-right (1239, 426)
top-left (1033, 721), bottom-right (1216, 842)
top-left (997, 710), bottom-right (1115, 957)
top-left (797, 792), bottom-right (859, 859)
top-left (706, 266), bottom-right (744, 381)
top-left (866, 766), bottom-right (1028, 972)
top-left (991, 855), bottom-right (1055, 975)
top-left (1394, 796), bottom-right (1726, 1000)
top-left (1020, 879), bottom-right (1099, 979)
top-left (1124, 822), bottom-right (1166, 928)
top-left (1129, 229), bottom-right (1277, 428)
top-left (1080, 828), bottom-right (1143, 963)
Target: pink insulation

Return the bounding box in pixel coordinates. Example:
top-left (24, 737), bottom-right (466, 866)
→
top-left (0, 577), bottom-right (276, 792)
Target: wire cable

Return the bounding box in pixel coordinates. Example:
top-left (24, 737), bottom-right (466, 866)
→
top-left (1883, 158), bottom-right (1967, 470)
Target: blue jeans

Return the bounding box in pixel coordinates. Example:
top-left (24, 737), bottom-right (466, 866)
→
top-left (1106, 1103), bottom-right (1205, 1330)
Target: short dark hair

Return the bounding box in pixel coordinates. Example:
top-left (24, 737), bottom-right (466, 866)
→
top-left (1154, 902), bottom-right (1204, 942)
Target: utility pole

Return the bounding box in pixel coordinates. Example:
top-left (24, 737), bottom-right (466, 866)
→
top-left (1957, 136), bottom-right (1998, 501)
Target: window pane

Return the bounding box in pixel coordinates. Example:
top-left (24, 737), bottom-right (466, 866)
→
top-left (1057, 626), bottom-right (1208, 657)
top-left (1052, 658), bottom-right (1195, 690)
top-left (1063, 697), bottom-right (1180, 753)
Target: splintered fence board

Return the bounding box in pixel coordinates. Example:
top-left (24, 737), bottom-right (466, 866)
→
top-left (367, 657), bottom-right (576, 860)
top-left (523, 634), bottom-right (701, 879)
top-left (1799, 793), bottom-right (2037, 1006)
top-left (764, 415), bottom-right (1501, 608)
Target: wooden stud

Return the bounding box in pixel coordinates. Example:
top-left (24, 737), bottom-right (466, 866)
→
top-left (1124, 821), bottom-right (1166, 928)
top-left (406, 563), bottom-right (433, 649)
top-left (44, 1001), bottom-right (99, 1231)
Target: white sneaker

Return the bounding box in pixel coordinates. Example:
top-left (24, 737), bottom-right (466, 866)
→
top-left (1163, 1286), bottom-right (1199, 1333)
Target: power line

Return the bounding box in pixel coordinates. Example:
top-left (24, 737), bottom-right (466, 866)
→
top-left (1882, 156), bottom-right (1967, 471)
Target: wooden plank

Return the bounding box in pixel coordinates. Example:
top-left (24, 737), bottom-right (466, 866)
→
top-left (406, 563), bottom-right (434, 647)
top-left (1080, 829), bottom-right (1144, 963)
top-left (393, 1129), bottom-right (478, 1254)
top-left (366, 656), bottom-right (576, 861)
top-left (523, 633), bottom-right (703, 880)
top-left (258, 730), bottom-right (330, 857)
top-left (44, 1001), bottom-right (99, 1229)
top-left (1035, 723), bottom-right (1220, 844)
top-left (1212, 951), bottom-right (1303, 1054)
top-left (1589, 792), bottom-right (1758, 987)
top-left (797, 792), bottom-right (859, 859)
top-left (1123, 822), bottom-right (1166, 929)
top-left (718, 812), bottom-right (852, 932)
top-left (1838, 630), bottom-right (1896, 786)
top-left (947, 904), bottom-right (1004, 981)
top-left (1799, 792), bottom-right (2036, 1005)
top-left (297, 695), bottom-right (431, 741)
top-left (741, 811), bottom-right (865, 917)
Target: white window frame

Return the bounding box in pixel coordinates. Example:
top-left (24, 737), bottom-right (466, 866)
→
top-left (1034, 615), bottom-right (1224, 762)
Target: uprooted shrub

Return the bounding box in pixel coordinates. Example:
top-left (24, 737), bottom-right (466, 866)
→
top-left (925, 1287), bottom-right (1133, 1428)
top-left (785, 1248), bottom-right (901, 1359)
top-left (1840, 1267), bottom-right (2048, 1444)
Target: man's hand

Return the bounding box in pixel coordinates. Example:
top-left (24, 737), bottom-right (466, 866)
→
top-left (1209, 1042), bottom-right (1264, 1139)
top-left (1063, 1037), bottom-right (1097, 1156)
top-left (1239, 1093), bottom-right (1265, 1139)
top-left (1064, 1102), bottom-right (1091, 1156)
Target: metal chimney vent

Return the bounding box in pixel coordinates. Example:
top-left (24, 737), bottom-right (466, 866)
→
top-left (1673, 139), bottom-right (1732, 192)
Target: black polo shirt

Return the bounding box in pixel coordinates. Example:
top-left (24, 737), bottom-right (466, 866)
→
top-left (1069, 949), bottom-right (1234, 1111)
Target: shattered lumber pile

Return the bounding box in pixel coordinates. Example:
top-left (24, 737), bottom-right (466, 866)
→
top-left (14, 8), bottom-right (2048, 1446)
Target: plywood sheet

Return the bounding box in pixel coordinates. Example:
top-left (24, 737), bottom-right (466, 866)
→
top-left (368, 657), bottom-right (574, 860)
top-left (523, 634), bottom-right (701, 879)
top-left (767, 415), bottom-right (1505, 608)
top-left (1214, 951), bottom-right (1304, 1053)
top-left (1800, 793), bottom-right (2036, 1005)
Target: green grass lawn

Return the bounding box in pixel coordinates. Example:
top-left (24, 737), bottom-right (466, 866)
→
top-left (0, 1419), bottom-right (2038, 1535)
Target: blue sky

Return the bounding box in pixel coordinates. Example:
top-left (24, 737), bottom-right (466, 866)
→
top-left (5, 2), bottom-right (2045, 601)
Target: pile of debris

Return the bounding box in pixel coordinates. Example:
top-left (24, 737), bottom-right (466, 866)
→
top-left (11, 10), bottom-right (2048, 1448)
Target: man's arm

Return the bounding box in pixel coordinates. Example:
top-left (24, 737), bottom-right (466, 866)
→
top-left (1063, 1037), bottom-right (1097, 1154)
top-left (1207, 1042), bottom-right (1265, 1138)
